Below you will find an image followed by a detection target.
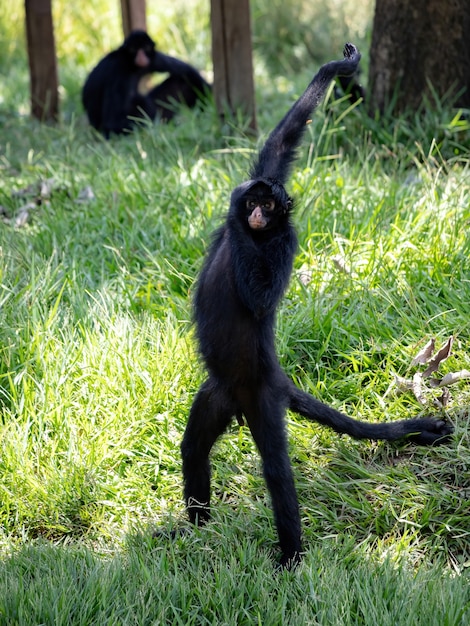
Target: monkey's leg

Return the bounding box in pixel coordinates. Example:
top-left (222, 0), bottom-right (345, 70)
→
top-left (149, 74), bottom-right (209, 122)
top-left (181, 378), bottom-right (234, 524)
top-left (129, 93), bottom-right (158, 123)
top-left (244, 390), bottom-right (302, 568)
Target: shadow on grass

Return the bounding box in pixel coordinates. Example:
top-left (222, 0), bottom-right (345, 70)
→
top-left (1, 506), bottom-right (470, 625)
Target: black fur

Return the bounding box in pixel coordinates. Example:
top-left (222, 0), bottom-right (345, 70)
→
top-left (336, 74), bottom-right (365, 103)
top-left (181, 44), bottom-right (452, 568)
top-left (82, 30), bottom-right (210, 138)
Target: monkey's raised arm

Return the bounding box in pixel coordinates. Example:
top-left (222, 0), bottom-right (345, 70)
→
top-left (250, 43), bottom-right (361, 184)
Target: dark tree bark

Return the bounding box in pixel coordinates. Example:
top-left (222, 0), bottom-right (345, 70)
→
top-left (368, 0), bottom-right (470, 114)
top-left (210, 0), bottom-right (256, 130)
top-left (25, 0), bottom-right (59, 121)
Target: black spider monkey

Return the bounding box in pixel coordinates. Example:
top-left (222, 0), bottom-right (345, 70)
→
top-left (180, 44), bottom-right (452, 568)
top-left (82, 30), bottom-right (211, 138)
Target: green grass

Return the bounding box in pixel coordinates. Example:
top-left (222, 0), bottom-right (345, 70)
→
top-left (1, 1), bottom-right (470, 624)
top-left (1, 538), bottom-right (468, 625)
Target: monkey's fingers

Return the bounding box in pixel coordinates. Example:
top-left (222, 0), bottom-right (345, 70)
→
top-left (343, 42), bottom-right (360, 62)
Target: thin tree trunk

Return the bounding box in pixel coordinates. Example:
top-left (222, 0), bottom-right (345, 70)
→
top-left (25, 0), bottom-right (59, 121)
top-left (210, 0), bottom-right (256, 130)
top-left (120, 0), bottom-right (147, 37)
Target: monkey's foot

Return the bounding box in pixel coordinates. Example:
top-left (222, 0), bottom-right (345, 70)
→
top-left (407, 418), bottom-right (453, 445)
top-left (278, 550), bottom-right (303, 570)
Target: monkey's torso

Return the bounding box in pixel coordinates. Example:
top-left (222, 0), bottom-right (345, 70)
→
top-left (194, 220), bottom-right (297, 386)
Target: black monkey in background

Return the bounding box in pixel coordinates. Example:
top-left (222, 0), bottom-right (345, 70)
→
top-left (180, 44), bottom-right (452, 568)
top-left (82, 30), bottom-right (210, 138)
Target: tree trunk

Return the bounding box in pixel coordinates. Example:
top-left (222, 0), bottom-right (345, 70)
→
top-left (25, 0), bottom-right (59, 121)
top-left (120, 0), bottom-right (147, 37)
top-left (210, 0), bottom-right (256, 131)
top-left (368, 0), bottom-right (470, 114)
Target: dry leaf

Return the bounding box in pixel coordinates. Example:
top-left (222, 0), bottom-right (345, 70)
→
top-left (76, 186), bottom-right (95, 203)
top-left (7, 202), bottom-right (37, 228)
top-left (297, 264), bottom-right (313, 286)
top-left (412, 372), bottom-right (427, 405)
top-left (393, 374), bottom-right (414, 393)
top-left (411, 338), bottom-right (435, 366)
top-left (38, 178), bottom-right (55, 198)
top-left (393, 335), bottom-right (466, 408)
top-left (434, 388), bottom-right (451, 408)
top-left (437, 370), bottom-right (470, 387)
top-left (13, 177), bottom-right (56, 199)
top-left (422, 336), bottom-right (454, 378)
top-left (332, 254), bottom-right (351, 275)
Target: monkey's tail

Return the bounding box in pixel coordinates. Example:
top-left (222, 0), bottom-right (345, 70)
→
top-left (250, 43), bottom-right (361, 185)
top-left (287, 382), bottom-right (453, 446)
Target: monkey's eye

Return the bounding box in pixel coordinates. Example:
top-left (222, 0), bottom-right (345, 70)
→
top-left (246, 200), bottom-right (257, 210)
top-left (262, 199), bottom-right (275, 211)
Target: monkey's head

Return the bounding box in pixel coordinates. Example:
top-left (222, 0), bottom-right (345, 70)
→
top-left (229, 178), bottom-right (293, 232)
top-left (123, 30), bottom-right (156, 68)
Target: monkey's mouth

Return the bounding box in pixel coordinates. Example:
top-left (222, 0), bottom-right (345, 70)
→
top-left (248, 218), bottom-right (267, 230)
top-left (135, 50), bottom-right (150, 67)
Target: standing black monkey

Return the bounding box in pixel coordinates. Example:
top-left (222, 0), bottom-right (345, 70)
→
top-left (82, 30), bottom-right (210, 137)
top-left (180, 44), bottom-right (452, 568)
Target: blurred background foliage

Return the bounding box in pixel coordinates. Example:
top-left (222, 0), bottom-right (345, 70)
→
top-left (0, 0), bottom-right (374, 119)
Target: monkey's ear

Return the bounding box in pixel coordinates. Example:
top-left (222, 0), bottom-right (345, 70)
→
top-left (283, 199), bottom-right (293, 214)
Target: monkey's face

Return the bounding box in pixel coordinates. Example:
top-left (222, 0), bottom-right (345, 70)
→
top-left (230, 179), bottom-right (292, 232)
top-left (245, 192), bottom-right (276, 230)
top-left (124, 31), bottom-right (156, 68)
